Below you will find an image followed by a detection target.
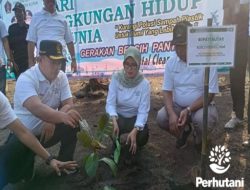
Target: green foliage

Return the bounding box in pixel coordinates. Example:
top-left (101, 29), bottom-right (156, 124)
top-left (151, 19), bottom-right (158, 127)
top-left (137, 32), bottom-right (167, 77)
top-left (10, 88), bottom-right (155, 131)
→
top-left (78, 119), bottom-right (107, 152)
top-left (99, 157), bottom-right (117, 176)
top-left (114, 138), bottom-right (121, 164)
top-left (85, 153), bottom-right (99, 177)
top-left (96, 114), bottom-right (113, 141)
top-left (77, 114), bottom-right (121, 178)
top-left (98, 114), bottom-right (109, 131)
top-left (77, 130), bottom-right (93, 149)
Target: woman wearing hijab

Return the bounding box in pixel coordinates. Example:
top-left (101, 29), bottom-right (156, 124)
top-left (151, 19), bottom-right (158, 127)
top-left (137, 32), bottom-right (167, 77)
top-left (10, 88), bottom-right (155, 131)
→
top-left (106, 46), bottom-right (150, 164)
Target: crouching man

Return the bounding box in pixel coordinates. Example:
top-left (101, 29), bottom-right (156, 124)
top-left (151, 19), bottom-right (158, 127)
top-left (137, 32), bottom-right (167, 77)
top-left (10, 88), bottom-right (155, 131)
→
top-left (0, 91), bottom-right (78, 189)
top-left (1, 40), bottom-right (81, 188)
top-left (156, 21), bottom-right (219, 151)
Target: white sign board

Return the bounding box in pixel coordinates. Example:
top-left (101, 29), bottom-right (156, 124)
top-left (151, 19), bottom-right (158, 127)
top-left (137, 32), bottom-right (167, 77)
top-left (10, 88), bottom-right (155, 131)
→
top-left (187, 25), bottom-right (236, 67)
top-left (0, 0), bottom-right (224, 78)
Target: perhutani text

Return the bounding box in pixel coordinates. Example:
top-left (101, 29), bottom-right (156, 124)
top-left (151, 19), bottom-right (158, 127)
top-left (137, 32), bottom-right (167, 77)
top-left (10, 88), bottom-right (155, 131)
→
top-left (196, 177), bottom-right (244, 188)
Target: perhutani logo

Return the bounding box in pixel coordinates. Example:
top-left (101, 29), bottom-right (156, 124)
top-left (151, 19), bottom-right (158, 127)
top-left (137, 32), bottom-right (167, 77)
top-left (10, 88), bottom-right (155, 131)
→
top-left (196, 145), bottom-right (244, 188)
top-left (209, 145), bottom-right (231, 174)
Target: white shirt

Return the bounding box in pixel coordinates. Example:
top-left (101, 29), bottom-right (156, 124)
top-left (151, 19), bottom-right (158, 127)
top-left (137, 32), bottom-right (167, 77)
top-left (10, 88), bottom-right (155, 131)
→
top-left (248, 0), bottom-right (250, 37)
top-left (0, 92), bottom-right (17, 129)
top-left (163, 54), bottom-right (219, 107)
top-left (14, 64), bottom-right (72, 135)
top-left (0, 20), bottom-right (8, 65)
top-left (240, 0), bottom-right (249, 4)
top-left (106, 75), bottom-right (150, 128)
top-left (26, 9), bottom-right (73, 57)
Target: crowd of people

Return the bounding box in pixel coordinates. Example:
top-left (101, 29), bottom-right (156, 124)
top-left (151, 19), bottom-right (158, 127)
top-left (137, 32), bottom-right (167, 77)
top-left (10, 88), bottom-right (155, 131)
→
top-left (0, 0), bottom-right (249, 189)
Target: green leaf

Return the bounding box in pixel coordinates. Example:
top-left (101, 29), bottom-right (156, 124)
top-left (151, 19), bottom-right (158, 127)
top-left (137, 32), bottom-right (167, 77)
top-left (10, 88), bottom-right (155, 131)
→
top-left (96, 114), bottom-right (113, 141)
top-left (98, 114), bottom-right (109, 131)
top-left (85, 153), bottom-right (99, 177)
top-left (99, 157), bottom-right (117, 176)
top-left (95, 131), bottom-right (102, 141)
top-left (114, 139), bottom-right (121, 164)
top-left (91, 139), bottom-right (107, 150)
top-left (115, 138), bottom-right (121, 152)
top-left (82, 155), bottom-right (89, 165)
top-left (114, 149), bottom-right (120, 165)
top-left (77, 131), bottom-right (93, 149)
top-left (104, 124), bottom-right (113, 133)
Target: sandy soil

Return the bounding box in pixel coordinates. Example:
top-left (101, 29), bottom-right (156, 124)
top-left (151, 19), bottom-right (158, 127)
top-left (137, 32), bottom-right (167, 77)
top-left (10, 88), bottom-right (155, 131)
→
top-left (1, 75), bottom-right (250, 190)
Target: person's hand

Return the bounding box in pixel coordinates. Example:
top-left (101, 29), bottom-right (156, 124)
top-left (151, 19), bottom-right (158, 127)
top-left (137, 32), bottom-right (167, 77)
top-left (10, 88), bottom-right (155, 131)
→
top-left (67, 109), bottom-right (81, 124)
top-left (112, 117), bottom-right (119, 138)
top-left (61, 109), bottom-right (81, 128)
top-left (12, 62), bottom-right (19, 74)
top-left (178, 108), bottom-right (189, 128)
top-left (126, 128), bottom-right (138, 155)
top-left (59, 104), bottom-right (72, 113)
top-left (50, 159), bottom-right (78, 176)
top-left (71, 59), bottom-right (77, 73)
top-left (113, 125), bottom-right (119, 138)
top-left (168, 112), bottom-right (179, 137)
top-left (40, 123), bottom-right (55, 143)
top-left (7, 59), bottom-right (12, 67)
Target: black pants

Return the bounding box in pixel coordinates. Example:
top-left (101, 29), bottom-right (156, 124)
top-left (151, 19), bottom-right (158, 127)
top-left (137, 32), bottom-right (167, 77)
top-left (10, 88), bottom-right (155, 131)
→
top-left (248, 37), bottom-right (250, 133)
top-left (0, 66), bottom-right (6, 95)
top-left (117, 114), bottom-right (149, 159)
top-left (0, 134), bottom-right (35, 189)
top-left (0, 123), bottom-right (79, 189)
top-left (230, 41), bottom-right (248, 120)
top-left (13, 58), bottom-right (28, 80)
top-left (229, 4), bottom-right (249, 120)
top-left (41, 124), bottom-right (79, 161)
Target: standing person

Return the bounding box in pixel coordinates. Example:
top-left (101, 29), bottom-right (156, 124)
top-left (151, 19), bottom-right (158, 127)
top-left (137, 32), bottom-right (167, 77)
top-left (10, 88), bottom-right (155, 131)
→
top-left (243, 3), bottom-right (250, 145)
top-left (156, 21), bottom-right (219, 151)
top-left (223, 0), bottom-right (249, 129)
top-left (0, 19), bottom-right (12, 95)
top-left (8, 2), bottom-right (29, 79)
top-left (248, 2), bottom-right (250, 136)
top-left (0, 91), bottom-right (78, 189)
top-left (5, 40), bottom-right (81, 184)
top-left (106, 46), bottom-right (150, 165)
top-left (26, 0), bottom-right (77, 72)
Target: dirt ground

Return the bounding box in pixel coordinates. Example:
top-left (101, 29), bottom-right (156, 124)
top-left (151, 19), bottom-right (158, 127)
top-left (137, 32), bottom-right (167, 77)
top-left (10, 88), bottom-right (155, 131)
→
top-left (1, 75), bottom-right (250, 190)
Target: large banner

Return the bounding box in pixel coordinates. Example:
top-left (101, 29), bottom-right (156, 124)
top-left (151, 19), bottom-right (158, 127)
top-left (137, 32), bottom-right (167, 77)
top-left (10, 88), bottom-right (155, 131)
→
top-left (1, 0), bottom-right (223, 78)
top-left (0, 0), bottom-right (43, 25)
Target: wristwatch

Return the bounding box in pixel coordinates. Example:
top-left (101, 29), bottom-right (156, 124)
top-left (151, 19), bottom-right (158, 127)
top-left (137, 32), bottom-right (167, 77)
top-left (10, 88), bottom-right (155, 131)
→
top-left (135, 126), bottom-right (143, 131)
top-left (45, 155), bottom-right (55, 165)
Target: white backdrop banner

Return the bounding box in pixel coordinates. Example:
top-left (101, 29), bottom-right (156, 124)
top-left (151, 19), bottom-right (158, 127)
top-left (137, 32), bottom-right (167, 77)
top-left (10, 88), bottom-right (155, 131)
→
top-left (1, 0), bottom-right (223, 78)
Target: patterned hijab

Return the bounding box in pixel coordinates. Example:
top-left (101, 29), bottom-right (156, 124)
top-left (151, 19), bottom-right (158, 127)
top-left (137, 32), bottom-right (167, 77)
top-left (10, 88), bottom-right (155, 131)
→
top-left (114, 47), bottom-right (144, 88)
